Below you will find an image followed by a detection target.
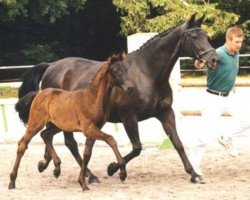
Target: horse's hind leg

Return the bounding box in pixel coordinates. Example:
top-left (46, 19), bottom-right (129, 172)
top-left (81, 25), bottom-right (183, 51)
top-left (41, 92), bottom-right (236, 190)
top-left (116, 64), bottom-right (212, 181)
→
top-left (78, 138), bottom-right (95, 191)
top-left (63, 132), bottom-right (100, 183)
top-left (40, 127), bottom-right (62, 178)
top-left (38, 123), bottom-right (57, 173)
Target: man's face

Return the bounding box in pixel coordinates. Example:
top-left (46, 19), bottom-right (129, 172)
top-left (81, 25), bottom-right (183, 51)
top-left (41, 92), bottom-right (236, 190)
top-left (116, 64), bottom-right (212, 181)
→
top-left (227, 36), bottom-right (244, 53)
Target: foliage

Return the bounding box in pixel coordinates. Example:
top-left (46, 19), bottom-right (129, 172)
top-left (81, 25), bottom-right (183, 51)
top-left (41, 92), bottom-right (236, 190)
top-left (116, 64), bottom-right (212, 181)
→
top-left (215, 0), bottom-right (250, 53)
top-left (0, 0), bottom-right (249, 68)
top-left (21, 44), bottom-right (59, 64)
top-left (0, 0), bottom-right (124, 66)
top-left (113, 0), bottom-right (239, 38)
top-left (0, 0), bottom-right (86, 23)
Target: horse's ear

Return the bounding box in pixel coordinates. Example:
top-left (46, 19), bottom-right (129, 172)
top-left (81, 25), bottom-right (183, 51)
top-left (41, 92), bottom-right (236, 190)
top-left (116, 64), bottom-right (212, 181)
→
top-left (195, 15), bottom-right (205, 27)
top-left (187, 14), bottom-right (196, 27)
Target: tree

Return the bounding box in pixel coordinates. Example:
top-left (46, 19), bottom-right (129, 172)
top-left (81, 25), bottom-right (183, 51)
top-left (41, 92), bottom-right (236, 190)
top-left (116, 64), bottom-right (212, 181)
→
top-left (0, 0), bottom-right (87, 23)
top-left (112, 0), bottom-right (239, 38)
top-left (214, 0), bottom-right (250, 53)
top-left (0, 0), bottom-right (124, 65)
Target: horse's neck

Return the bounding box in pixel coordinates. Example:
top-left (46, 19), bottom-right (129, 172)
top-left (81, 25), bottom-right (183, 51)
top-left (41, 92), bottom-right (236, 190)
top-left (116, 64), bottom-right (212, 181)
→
top-left (133, 27), bottom-right (183, 82)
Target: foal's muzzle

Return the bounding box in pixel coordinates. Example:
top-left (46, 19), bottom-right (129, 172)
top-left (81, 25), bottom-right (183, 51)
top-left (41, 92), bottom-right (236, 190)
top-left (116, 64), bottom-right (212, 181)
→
top-left (123, 81), bottom-right (135, 96)
top-left (127, 87), bottom-right (134, 95)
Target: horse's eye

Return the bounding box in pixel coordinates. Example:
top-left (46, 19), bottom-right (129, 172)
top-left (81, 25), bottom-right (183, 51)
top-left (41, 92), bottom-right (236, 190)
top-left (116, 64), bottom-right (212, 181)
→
top-left (191, 33), bottom-right (198, 39)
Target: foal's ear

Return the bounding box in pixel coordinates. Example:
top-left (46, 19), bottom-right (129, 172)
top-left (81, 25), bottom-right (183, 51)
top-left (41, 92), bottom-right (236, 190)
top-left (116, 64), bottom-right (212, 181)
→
top-left (195, 15), bottom-right (205, 27)
top-left (187, 14), bottom-right (196, 27)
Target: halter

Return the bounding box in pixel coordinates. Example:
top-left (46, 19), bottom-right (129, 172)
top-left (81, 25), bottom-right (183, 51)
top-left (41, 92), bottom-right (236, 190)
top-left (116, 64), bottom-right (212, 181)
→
top-left (183, 28), bottom-right (215, 63)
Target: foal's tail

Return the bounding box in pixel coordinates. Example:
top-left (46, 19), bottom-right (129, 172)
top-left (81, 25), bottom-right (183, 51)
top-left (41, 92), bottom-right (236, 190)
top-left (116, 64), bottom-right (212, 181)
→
top-left (18, 62), bottom-right (50, 98)
top-left (15, 91), bottom-right (38, 124)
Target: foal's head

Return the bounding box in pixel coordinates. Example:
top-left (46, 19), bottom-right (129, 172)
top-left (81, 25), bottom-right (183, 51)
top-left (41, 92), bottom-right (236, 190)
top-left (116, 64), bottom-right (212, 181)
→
top-left (108, 56), bottom-right (134, 95)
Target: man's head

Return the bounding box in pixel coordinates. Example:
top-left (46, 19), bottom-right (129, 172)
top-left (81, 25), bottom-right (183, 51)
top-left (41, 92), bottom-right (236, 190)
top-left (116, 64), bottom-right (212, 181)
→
top-left (226, 27), bottom-right (244, 53)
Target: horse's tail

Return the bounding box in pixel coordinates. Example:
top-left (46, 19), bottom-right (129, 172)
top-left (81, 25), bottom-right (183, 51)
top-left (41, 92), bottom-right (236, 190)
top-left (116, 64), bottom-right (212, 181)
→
top-left (18, 62), bottom-right (50, 98)
top-left (15, 91), bottom-right (38, 124)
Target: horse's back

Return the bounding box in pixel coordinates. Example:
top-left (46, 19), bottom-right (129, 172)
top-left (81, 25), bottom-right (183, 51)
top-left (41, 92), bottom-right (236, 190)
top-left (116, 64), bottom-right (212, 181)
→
top-left (41, 57), bottom-right (105, 90)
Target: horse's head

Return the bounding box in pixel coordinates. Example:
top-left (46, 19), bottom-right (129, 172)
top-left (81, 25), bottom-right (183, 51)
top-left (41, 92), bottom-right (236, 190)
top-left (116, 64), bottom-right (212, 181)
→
top-left (109, 59), bottom-right (134, 95)
top-left (181, 14), bottom-right (219, 70)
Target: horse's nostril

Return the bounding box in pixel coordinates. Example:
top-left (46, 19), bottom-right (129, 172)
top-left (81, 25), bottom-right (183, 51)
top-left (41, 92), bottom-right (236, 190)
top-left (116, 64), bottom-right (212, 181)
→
top-left (212, 58), bottom-right (219, 65)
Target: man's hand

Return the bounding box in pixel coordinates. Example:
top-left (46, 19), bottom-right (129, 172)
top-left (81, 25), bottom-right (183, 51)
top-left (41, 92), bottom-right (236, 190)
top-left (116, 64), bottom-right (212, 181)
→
top-left (194, 60), bottom-right (206, 69)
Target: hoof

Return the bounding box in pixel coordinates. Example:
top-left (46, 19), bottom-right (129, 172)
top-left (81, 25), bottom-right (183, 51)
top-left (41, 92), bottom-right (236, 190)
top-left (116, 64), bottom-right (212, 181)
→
top-left (88, 174), bottom-right (100, 184)
top-left (79, 180), bottom-right (90, 191)
top-left (38, 160), bottom-right (48, 173)
top-left (119, 171), bottom-right (127, 181)
top-left (82, 185), bottom-right (90, 191)
top-left (8, 181), bottom-right (15, 189)
top-left (190, 175), bottom-right (205, 184)
top-left (53, 168), bottom-right (61, 178)
top-left (107, 162), bottom-right (119, 176)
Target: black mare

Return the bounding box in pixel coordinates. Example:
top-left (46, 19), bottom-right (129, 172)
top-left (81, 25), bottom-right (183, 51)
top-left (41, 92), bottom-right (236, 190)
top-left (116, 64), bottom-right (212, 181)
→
top-left (17, 14), bottom-right (219, 184)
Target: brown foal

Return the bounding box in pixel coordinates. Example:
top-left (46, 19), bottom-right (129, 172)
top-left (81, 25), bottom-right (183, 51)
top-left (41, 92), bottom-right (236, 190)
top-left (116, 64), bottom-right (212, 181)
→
top-left (8, 58), bottom-right (134, 191)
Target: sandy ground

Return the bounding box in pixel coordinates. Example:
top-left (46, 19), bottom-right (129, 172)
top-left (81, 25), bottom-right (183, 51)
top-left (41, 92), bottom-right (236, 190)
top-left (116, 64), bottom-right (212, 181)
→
top-left (1, 122), bottom-right (250, 200)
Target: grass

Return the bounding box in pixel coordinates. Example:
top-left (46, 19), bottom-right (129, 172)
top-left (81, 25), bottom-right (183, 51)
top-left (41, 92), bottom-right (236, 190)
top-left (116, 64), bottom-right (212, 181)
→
top-left (0, 87), bottom-right (18, 99)
top-left (1, 73), bottom-right (250, 99)
top-left (159, 139), bottom-right (173, 150)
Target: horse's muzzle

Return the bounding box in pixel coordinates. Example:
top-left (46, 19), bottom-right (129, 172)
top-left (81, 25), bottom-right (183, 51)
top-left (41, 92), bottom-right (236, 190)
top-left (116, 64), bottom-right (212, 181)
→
top-left (204, 52), bottom-right (219, 71)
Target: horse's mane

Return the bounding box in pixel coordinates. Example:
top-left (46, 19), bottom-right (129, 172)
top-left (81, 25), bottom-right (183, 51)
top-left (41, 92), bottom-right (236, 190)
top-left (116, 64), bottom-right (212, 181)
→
top-left (135, 21), bottom-right (184, 51)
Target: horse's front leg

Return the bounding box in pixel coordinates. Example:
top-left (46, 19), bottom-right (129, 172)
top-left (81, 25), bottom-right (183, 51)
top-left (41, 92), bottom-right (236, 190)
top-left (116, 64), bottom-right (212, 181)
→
top-left (107, 115), bottom-right (142, 177)
top-left (158, 107), bottom-right (204, 184)
top-left (63, 132), bottom-right (100, 183)
top-left (78, 138), bottom-right (95, 191)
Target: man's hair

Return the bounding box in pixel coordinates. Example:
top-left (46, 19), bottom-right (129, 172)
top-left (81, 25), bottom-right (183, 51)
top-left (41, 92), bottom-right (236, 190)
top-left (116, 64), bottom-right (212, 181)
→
top-left (226, 26), bottom-right (244, 40)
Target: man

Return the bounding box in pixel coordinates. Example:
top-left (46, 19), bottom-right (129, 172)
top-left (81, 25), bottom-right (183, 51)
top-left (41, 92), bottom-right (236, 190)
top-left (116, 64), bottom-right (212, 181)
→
top-left (189, 26), bottom-right (247, 176)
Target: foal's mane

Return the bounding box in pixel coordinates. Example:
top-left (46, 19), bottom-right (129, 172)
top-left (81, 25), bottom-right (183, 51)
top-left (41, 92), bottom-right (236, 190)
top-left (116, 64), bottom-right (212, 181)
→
top-left (83, 55), bottom-right (121, 89)
top-left (82, 62), bottom-right (109, 90)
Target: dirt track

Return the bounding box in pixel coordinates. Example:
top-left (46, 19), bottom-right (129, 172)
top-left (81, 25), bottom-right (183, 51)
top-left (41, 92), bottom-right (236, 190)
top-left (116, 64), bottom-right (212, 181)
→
top-left (1, 133), bottom-right (250, 200)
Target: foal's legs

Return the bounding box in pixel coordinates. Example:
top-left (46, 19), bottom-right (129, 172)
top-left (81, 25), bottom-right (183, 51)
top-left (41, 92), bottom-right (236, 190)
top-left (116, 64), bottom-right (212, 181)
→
top-left (78, 138), bottom-right (95, 191)
top-left (38, 123), bottom-right (99, 182)
top-left (78, 125), bottom-right (127, 191)
top-left (38, 123), bottom-right (58, 172)
top-left (9, 124), bottom-right (44, 189)
top-left (40, 127), bottom-right (62, 178)
top-left (63, 132), bottom-right (99, 183)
